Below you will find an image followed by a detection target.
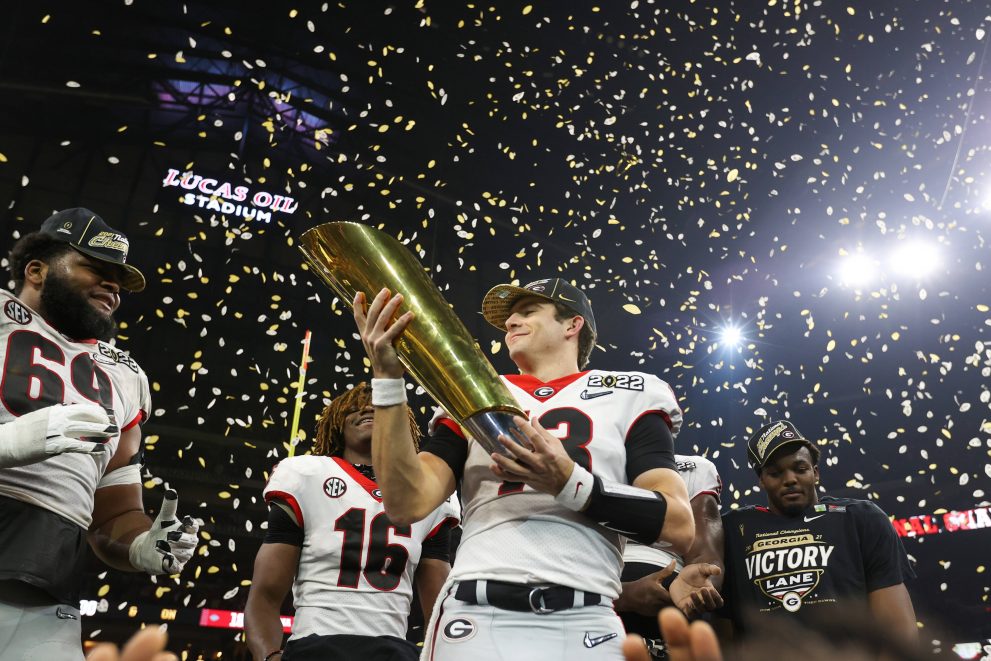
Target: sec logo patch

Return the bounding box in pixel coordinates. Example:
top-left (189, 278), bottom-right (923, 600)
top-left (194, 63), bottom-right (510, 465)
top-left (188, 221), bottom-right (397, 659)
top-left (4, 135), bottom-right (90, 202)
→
top-left (323, 477), bottom-right (347, 498)
top-left (4, 300), bottom-right (32, 325)
top-left (442, 617), bottom-right (476, 642)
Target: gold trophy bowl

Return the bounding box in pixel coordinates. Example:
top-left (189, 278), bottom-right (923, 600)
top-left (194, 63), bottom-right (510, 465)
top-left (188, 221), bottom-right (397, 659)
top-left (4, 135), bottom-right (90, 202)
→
top-left (298, 221), bottom-right (526, 455)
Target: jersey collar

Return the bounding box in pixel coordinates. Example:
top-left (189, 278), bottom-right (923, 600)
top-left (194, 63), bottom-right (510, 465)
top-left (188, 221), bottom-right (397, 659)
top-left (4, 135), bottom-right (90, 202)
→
top-left (333, 457), bottom-right (383, 502)
top-left (505, 371), bottom-right (588, 402)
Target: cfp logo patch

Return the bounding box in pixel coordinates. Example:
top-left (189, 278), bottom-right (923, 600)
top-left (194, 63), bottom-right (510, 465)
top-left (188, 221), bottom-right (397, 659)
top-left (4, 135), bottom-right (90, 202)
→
top-left (323, 477), bottom-right (347, 498)
top-left (4, 300), bottom-right (32, 325)
top-left (442, 618), bottom-right (476, 642)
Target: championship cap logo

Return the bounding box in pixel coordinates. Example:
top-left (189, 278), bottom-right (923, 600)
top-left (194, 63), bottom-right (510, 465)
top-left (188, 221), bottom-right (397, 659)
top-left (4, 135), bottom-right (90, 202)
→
top-left (39, 208), bottom-right (146, 292)
top-left (755, 421), bottom-right (787, 459)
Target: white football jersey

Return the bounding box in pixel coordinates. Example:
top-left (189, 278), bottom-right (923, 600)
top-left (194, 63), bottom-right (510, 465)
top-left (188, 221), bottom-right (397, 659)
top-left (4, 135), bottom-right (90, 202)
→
top-left (0, 291), bottom-right (151, 528)
top-left (448, 369), bottom-right (682, 599)
top-left (264, 455), bottom-right (460, 641)
top-left (623, 454), bottom-right (722, 569)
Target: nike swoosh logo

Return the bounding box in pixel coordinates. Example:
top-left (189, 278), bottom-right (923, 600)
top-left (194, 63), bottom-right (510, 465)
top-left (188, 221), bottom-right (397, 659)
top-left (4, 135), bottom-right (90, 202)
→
top-left (580, 389), bottom-right (612, 400)
top-left (583, 632), bottom-right (618, 648)
top-left (804, 514), bottom-right (826, 522)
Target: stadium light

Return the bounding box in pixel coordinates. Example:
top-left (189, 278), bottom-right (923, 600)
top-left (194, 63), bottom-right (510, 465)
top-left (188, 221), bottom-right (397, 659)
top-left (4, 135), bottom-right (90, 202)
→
top-left (719, 324), bottom-right (743, 348)
top-left (889, 240), bottom-right (940, 278)
top-left (836, 253), bottom-right (878, 288)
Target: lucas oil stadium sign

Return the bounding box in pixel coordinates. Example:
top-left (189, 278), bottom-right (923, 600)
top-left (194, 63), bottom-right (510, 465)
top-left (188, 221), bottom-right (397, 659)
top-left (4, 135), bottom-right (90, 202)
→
top-left (163, 168), bottom-right (299, 223)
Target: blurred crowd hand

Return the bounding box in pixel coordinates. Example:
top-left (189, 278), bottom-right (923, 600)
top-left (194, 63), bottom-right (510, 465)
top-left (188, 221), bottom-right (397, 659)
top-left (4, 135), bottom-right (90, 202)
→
top-left (622, 607), bottom-right (722, 661)
top-left (85, 626), bottom-right (177, 661)
top-left (623, 603), bottom-right (941, 661)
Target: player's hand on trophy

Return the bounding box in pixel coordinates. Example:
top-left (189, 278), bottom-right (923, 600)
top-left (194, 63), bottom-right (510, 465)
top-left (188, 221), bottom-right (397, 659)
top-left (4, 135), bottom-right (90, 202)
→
top-left (670, 562), bottom-right (724, 617)
top-left (490, 415), bottom-right (575, 495)
top-left (616, 561), bottom-right (678, 616)
top-left (0, 402), bottom-right (116, 468)
top-left (128, 489), bottom-right (200, 575)
top-left (353, 289), bottom-right (413, 378)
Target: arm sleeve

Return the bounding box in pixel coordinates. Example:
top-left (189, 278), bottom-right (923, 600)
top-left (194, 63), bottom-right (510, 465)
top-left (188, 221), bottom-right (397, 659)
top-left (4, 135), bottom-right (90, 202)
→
top-left (624, 412), bottom-right (677, 482)
top-left (420, 420), bottom-right (469, 483)
top-left (263, 502), bottom-right (304, 546)
top-left (420, 524), bottom-right (453, 562)
top-left (858, 501), bottom-right (916, 591)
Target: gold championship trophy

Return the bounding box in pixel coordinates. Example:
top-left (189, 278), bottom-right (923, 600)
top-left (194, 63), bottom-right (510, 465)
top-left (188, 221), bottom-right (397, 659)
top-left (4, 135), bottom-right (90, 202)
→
top-left (298, 222), bottom-right (526, 455)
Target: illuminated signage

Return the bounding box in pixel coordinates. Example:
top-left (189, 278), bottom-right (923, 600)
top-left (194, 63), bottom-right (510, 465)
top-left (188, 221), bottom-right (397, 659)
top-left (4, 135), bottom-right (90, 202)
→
top-left (162, 168), bottom-right (299, 223)
top-left (891, 505), bottom-right (991, 538)
top-left (199, 608), bottom-right (292, 633)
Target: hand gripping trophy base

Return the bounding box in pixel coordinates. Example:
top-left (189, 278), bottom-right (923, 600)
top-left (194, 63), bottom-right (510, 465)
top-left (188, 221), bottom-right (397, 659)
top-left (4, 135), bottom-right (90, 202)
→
top-left (462, 409), bottom-right (528, 457)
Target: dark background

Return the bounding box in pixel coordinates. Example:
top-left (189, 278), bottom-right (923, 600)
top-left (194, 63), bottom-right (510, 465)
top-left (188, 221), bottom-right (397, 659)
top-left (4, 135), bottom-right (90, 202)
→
top-left (0, 1), bottom-right (988, 658)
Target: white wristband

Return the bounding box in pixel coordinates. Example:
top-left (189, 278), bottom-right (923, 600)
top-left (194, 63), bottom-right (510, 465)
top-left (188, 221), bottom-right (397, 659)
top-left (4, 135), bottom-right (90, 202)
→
top-left (371, 378), bottom-right (407, 406)
top-left (555, 463), bottom-right (594, 512)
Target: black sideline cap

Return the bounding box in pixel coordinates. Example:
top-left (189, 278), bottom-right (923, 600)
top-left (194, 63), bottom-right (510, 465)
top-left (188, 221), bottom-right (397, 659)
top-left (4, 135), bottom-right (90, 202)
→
top-left (481, 277), bottom-right (596, 337)
top-left (39, 208), bottom-right (146, 292)
top-left (747, 419), bottom-right (820, 473)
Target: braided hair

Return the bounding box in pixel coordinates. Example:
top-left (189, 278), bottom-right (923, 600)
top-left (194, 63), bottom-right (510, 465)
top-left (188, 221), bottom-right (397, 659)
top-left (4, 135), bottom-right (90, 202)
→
top-left (312, 381), bottom-right (422, 457)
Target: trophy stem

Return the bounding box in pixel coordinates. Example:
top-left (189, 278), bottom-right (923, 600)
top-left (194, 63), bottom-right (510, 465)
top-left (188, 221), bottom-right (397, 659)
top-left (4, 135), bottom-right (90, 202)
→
top-left (462, 409), bottom-right (528, 457)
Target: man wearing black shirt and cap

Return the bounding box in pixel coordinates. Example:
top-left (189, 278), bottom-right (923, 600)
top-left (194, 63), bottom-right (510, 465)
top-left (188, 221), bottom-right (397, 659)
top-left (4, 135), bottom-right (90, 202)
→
top-left (698, 420), bottom-right (918, 648)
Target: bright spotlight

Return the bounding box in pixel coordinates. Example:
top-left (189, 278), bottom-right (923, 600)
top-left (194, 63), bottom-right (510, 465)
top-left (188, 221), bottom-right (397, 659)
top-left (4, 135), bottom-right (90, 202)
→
top-left (719, 325), bottom-right (743, 348)
top-left (889, 241), bottom-right (940, 278)
top-left (837, 253), bottom-right (877, 287)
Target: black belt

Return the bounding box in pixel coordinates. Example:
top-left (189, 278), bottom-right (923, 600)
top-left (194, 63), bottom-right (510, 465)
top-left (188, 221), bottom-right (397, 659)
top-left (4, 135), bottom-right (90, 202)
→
top-left (455, 579), bottom-right (607, 614)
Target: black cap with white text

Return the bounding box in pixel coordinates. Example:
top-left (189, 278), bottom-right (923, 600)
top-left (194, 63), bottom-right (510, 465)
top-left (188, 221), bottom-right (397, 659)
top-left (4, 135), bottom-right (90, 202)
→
top-left (39, 208), bottom-right (146, 292)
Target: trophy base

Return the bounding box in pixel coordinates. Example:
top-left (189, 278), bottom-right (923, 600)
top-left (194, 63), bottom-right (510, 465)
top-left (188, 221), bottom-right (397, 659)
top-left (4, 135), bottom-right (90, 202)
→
top-left (463, 409), bottom-right (527, 457)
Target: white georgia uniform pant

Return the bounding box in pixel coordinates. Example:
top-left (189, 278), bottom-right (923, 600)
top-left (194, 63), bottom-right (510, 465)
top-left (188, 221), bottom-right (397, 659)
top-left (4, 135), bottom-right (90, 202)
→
top-left (0, 599), bottom-right (84, 661)
top-left (423, 586), bottom-right (627, 661)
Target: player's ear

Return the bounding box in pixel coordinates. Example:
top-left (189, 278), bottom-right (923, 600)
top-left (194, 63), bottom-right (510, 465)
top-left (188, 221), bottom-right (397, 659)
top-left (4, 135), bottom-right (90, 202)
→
top-left (565, 315), bottom-right (584, 339)
top-left (24, 259), bottom-right (48, 287)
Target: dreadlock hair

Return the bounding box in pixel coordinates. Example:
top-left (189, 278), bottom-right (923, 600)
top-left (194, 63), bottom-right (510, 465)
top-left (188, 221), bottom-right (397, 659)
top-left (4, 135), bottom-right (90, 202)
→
top-left (7, 232), bottom-right (74, 294)
top-left (312, 381), bottom-right (422, 458)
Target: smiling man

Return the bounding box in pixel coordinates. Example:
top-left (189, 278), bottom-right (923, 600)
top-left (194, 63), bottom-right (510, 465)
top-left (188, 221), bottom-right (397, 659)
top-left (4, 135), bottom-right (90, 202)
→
top-left (0, 208), bottom-right (199, 661)
top-left (245, 383), bottom-right (459, 661)
top-left (716, 420), bottom-right (918, 648)
top-left (353, 277), bottom-right (695, 660)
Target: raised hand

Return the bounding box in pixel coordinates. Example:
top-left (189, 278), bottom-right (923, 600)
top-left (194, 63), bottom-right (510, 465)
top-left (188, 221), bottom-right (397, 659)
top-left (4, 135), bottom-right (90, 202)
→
top-left (353, 289), bottom-right (414, 379)
top-left (128, 490), bottom-right (200, 575)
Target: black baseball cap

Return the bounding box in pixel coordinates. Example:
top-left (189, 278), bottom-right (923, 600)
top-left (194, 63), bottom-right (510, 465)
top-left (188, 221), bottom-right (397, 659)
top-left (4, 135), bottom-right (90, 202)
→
top-left (481, 277), bottom-right (596, 336)
top-left (39, 208), bottom-right (146, 292)
top-left (747, 420), bottom-right (820, 474)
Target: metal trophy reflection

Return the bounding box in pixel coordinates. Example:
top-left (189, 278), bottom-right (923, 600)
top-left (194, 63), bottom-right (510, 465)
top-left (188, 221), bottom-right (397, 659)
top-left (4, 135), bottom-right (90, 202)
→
top-left (298, 221), bottom-right (525, 455)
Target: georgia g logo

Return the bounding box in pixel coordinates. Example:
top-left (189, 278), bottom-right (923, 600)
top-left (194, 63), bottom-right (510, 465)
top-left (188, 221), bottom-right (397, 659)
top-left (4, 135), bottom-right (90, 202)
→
top-left (442, 617), bottom-right (476, 642)
top-left (323, 477), bottom-right (347, 498)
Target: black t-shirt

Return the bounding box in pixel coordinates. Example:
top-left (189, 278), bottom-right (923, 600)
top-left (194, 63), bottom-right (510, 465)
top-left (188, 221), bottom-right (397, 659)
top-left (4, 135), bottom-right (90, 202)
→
top-left (721, 495), bottom-right (915, 633)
